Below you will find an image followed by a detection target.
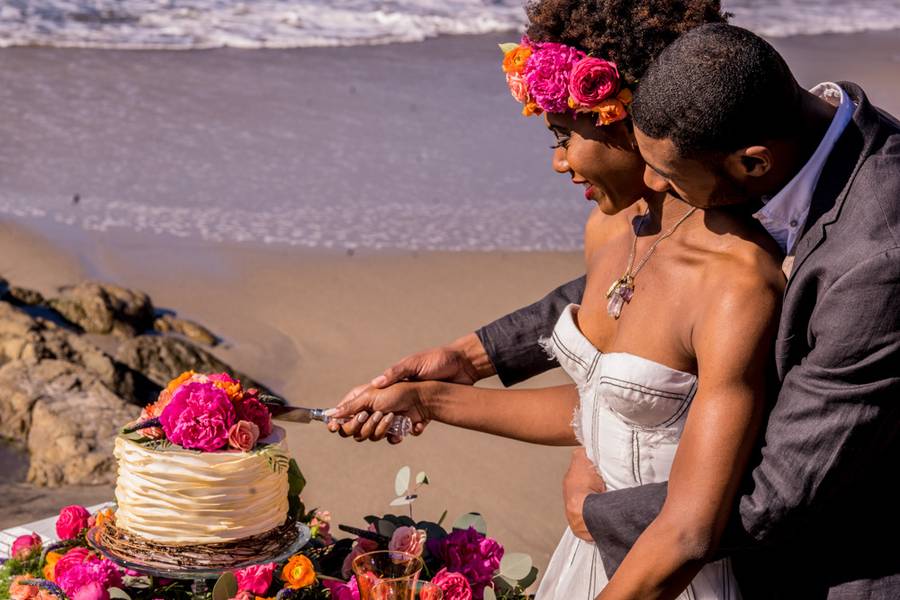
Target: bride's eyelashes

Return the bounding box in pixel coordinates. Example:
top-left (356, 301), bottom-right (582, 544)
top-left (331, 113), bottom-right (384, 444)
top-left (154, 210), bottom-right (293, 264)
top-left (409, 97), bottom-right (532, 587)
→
top-left (550, 135), bottom-right (571, 149)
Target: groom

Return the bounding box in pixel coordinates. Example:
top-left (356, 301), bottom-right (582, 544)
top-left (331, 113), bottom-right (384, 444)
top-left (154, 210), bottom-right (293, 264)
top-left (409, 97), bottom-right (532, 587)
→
top-left (335, 24), bottom-right (900, 597)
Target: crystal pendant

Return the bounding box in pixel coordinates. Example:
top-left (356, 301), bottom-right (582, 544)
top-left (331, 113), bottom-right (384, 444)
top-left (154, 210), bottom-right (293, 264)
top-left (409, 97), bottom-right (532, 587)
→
top-left (606, 281), bottom-right (634, 319)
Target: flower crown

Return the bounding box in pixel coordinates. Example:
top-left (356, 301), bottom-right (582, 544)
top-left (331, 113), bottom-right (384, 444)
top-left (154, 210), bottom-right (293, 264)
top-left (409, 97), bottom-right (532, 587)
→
top-left (501, 37), bottom-right (634, 126)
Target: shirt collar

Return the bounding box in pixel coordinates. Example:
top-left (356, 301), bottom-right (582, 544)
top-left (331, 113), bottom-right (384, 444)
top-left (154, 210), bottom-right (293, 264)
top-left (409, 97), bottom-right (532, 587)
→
top-left (753, 82), bottom-right (855, 253)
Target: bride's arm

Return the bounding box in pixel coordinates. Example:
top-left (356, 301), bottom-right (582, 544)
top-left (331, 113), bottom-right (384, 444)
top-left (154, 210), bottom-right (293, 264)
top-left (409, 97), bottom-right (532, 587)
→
top-left (596, 269), bottom-right (782, 600)
top-left (330, 381), bottom-right (580, 446)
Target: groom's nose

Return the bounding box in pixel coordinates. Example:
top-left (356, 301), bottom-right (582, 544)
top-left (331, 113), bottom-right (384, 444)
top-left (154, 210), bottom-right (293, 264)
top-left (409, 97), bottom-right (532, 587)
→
top-left (642, 165), bottom-right (672, 193)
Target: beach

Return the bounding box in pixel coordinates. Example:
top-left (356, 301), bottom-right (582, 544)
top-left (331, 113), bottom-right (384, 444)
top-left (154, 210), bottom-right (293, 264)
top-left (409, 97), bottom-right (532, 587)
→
top-left (2, 24), bottom-right (900, 575)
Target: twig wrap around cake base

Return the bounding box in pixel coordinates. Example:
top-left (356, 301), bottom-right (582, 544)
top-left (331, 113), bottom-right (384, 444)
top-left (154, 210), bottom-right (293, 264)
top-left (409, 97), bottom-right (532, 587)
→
top-left (93, 517), bottom-right (300, 572)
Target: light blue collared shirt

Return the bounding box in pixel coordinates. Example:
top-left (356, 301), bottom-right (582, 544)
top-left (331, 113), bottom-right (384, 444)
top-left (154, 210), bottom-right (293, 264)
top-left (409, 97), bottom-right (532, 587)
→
top-left (753, 82), bottom-right (855, 254)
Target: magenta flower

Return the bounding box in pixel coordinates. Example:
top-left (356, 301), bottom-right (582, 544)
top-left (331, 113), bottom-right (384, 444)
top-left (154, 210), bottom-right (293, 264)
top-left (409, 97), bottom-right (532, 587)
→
top-left (160, 382), bottom-right (236, 451)
top-left (234, 562), bottom-right (276, 595)
top-left (56, 505), bottom-right (91, 540)
top-left (428, 528), bottom-right (503, 600)
top-left (235, 396), bottom-right (273, 439)
top-left (523, 42), bottom-right (586, 113)
top-left (568, 57), bottom-right (620, 108)
top-left (431, 568), bottom-right (473, 600)
top-left (11, 532), bottom-right (41, 559)
top-left (322, 577), bottom-right (360, 600)
top-left (54, 548), bottom-right (122, 600)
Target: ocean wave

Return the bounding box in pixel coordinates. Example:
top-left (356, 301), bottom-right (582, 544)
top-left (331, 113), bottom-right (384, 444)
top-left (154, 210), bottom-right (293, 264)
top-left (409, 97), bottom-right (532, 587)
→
top-left (0, 0), bottom-right (898, 50)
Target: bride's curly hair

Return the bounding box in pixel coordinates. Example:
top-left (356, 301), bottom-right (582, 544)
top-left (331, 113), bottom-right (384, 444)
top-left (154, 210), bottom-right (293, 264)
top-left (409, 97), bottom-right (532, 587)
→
top-left (525, 0), bottom-right (729, 86)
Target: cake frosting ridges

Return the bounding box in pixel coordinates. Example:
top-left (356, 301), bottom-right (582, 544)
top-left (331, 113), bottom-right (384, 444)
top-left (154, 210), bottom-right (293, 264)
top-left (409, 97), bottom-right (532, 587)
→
top-left (113, 426), bottom-right (289, 544)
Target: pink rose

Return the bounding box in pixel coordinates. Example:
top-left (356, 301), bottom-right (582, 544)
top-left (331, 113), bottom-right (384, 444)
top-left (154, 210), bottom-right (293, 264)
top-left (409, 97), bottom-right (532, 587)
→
top-left (427, 528), bottom-right (503, 599)
top-left (234, 562), bottom-right (275, 595)
top-left (323, 577), bottom-right (360, 600)
top-left (235, 396), bottom-right (272, 438)
top-left (389, 526), bottom-right (426, 558)
top-left (56, 505), bottom-right (91, 540)
top-left (523, 42), bottom-right (586, 113)
top-left (568, 57), bottom-right (620, 108)
top-left (431, 568), bottom-right (473, 600)
top-left (160, 382), bottom-right (236, 451)
top-left (310, 510), bottom-right (334, 544)
top-left (227, 420), bottom-right (260, 451)
top-left (72, 582), bottom-right (109, 600)
top-left (11, 532), bottom-right (42, 558)
top-left (506, 72), bottom-right (529, 104)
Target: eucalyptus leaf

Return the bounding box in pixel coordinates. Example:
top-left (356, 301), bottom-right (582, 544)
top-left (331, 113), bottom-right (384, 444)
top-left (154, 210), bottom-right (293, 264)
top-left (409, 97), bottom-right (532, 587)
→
top-left (376, 518), bottom-right (398, 538)
top-left (394, 465), bottom-right (411, 496)
top-left (498, 42), bottom-right (519, 54)
top-left (212, 571), bottom-right (238, 600)
top-left (452, 512), bottom-right (487, 535)
top-left (492, 575), bottom-right (515, 593)
top-left (499, 552), bottom-right (533, 581)
top-left (518, 566), bottom-right (540, 589)
top-left (389, 496), bottom-right (415, 506)
top-left (287, 458), bottom-right (306, 496)
top-left (107, 587), bottom-right (132, 600)
top-left (415, 471), bottom-right (429, 485)
top-left (483, 586), bottom-right (498, 600)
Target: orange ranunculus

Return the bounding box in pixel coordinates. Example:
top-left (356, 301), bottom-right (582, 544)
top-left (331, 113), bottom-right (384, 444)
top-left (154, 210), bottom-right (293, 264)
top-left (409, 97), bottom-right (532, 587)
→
top-left (43, 551), bottom-right (63, 581)
top-left (616, 87), bottom-right (634, 105)
top-left (593, 98), bottom-right (628, 125)
top-left (93, 508), bottom-right (115, 529)
top-left (502, 45), bottom-right (533, 74)
top-left (522, 101), bottom-right (543, 117)
top-left (281, 554), bottom-right (316, 589)
top-left (212, 379), bottom-right (244, 402)
top-left (166, 370), bottom-right (197, 394)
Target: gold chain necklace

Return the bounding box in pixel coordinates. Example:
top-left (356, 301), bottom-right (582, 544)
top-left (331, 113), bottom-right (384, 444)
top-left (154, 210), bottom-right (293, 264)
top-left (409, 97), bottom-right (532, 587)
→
top-left (606, 205), bottom-right (698, 319)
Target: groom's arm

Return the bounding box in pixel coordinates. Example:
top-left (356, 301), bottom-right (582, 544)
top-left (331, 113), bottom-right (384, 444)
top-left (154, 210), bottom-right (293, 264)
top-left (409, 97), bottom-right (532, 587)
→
top-left (581, 251), bottom-right (900, 575)
top-left (476, 275), bottom-right (586, 386)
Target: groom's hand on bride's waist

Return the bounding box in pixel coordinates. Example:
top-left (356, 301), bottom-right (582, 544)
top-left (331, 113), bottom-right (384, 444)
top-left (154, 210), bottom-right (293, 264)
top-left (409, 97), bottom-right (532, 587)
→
top-left (564, 448), bottom-right (607, 541)
top-left (328, 382), bottom-right (432, 443)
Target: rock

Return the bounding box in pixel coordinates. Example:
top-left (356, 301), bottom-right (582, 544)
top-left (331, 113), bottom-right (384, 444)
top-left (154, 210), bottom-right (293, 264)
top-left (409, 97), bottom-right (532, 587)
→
top-left (47, 282), bottom-right (154, 337)
top-left (5, 286), bottom-right (45, 306)
top-left (153, 314), bottom-right (218, 346)
top-left (0, 302), bottom-right (135, 402)
top-left (0, 359), bottom-right (140, 486)
top-left (116, 335), bottom-right (268, 394)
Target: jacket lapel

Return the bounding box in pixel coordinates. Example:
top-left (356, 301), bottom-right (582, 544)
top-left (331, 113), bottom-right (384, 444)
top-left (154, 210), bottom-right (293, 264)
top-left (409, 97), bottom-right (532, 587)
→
top-left (784, 83), bottom-right (881, 294)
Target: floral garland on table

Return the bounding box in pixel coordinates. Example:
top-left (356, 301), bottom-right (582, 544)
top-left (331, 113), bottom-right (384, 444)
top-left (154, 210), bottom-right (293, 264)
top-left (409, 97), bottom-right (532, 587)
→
top-left (501, 37), bottom-right (634, 126)
top-left (1, 469), bottom-right (536, 600)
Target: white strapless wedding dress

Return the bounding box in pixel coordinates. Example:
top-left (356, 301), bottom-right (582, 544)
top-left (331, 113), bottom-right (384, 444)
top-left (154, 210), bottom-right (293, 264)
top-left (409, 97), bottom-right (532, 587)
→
top-left (535, 304), bottom-right (740, 600)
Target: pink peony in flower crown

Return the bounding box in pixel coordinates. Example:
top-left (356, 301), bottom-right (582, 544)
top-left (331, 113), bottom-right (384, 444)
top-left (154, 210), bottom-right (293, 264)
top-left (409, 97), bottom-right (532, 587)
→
top-left (126, 371), bottom-right (273, 452)
top-left (501, 37), bottom-right (634, 126)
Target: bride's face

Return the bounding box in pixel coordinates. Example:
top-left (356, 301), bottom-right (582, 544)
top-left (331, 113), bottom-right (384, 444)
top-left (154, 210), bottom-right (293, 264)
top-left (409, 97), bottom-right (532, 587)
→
top-left (545, 112), bottom-right (650, 215)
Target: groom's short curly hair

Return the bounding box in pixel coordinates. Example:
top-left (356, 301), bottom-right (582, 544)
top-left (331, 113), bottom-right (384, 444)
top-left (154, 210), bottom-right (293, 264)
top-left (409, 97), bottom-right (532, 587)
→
top-left (525, 0), bottom-right (728, 86)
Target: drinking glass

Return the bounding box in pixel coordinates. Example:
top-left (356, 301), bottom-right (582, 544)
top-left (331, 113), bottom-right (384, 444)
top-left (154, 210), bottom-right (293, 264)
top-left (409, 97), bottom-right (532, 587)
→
top-left (351, 550), bottom-right (424, 600)
top-left (371, 580), bottom-right (443, 600)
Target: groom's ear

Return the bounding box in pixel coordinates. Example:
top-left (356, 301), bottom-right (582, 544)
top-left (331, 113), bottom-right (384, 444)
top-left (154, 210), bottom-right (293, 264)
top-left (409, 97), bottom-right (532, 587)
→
top-left (724, 145), bottom-right (774, 180)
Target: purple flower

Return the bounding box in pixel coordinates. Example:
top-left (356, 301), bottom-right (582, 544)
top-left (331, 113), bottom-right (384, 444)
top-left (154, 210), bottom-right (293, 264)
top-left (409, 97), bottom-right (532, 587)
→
top-left (523, 42), bottom-right (586, 113)
top-left (427, 528), bottom-right (503, 600)
top-left (160, 382), bottom-right (236, 451)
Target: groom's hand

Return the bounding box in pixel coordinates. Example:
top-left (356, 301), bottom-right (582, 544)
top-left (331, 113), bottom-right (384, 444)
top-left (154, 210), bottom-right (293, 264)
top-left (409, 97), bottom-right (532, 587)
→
top-left (368, 333), bottom-right (495, 389)
top-left (564, 448), bottom-right (606, 541)
top-left (328, 382), bottom-right (433, 443)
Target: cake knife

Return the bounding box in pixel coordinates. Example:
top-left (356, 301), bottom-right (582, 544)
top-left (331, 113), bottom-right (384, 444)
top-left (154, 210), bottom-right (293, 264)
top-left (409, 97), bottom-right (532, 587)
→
top-left (260, 395), bottom-right (413, 439)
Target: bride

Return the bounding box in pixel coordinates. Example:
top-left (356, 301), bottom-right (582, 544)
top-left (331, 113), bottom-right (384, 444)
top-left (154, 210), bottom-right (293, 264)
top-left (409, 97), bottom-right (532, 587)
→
top-left (330, 1), bottom-right (784, 598)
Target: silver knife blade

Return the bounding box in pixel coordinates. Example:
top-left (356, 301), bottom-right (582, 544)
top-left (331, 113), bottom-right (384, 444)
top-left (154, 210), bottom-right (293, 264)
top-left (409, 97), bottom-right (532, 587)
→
top-left (266, 405), bottom-right (327, 424)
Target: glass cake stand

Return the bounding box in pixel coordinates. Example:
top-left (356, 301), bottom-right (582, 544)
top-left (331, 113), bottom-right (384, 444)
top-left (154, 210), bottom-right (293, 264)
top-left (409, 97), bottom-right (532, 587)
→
top-left (86, 523), bottom-right (311, 595)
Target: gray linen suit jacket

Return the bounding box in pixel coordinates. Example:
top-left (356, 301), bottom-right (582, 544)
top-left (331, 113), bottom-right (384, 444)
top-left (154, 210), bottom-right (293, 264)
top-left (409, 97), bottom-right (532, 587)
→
top-left (475, 83), bottom-right (900, 598)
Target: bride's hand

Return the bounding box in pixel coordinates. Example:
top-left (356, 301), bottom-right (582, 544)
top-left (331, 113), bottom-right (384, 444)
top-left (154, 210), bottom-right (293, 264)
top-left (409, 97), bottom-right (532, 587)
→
top-left (327, 382), bottom-right (433, 443)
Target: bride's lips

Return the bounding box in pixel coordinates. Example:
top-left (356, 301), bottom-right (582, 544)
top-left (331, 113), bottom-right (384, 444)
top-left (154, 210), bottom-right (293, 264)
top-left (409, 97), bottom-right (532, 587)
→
top-left (584, 185), bottom-right (594, 201)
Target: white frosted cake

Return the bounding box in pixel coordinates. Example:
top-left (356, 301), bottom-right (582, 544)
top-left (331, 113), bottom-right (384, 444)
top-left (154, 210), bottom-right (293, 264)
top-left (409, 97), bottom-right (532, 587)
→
top-left (113, 426), bottom-right (290, 544)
